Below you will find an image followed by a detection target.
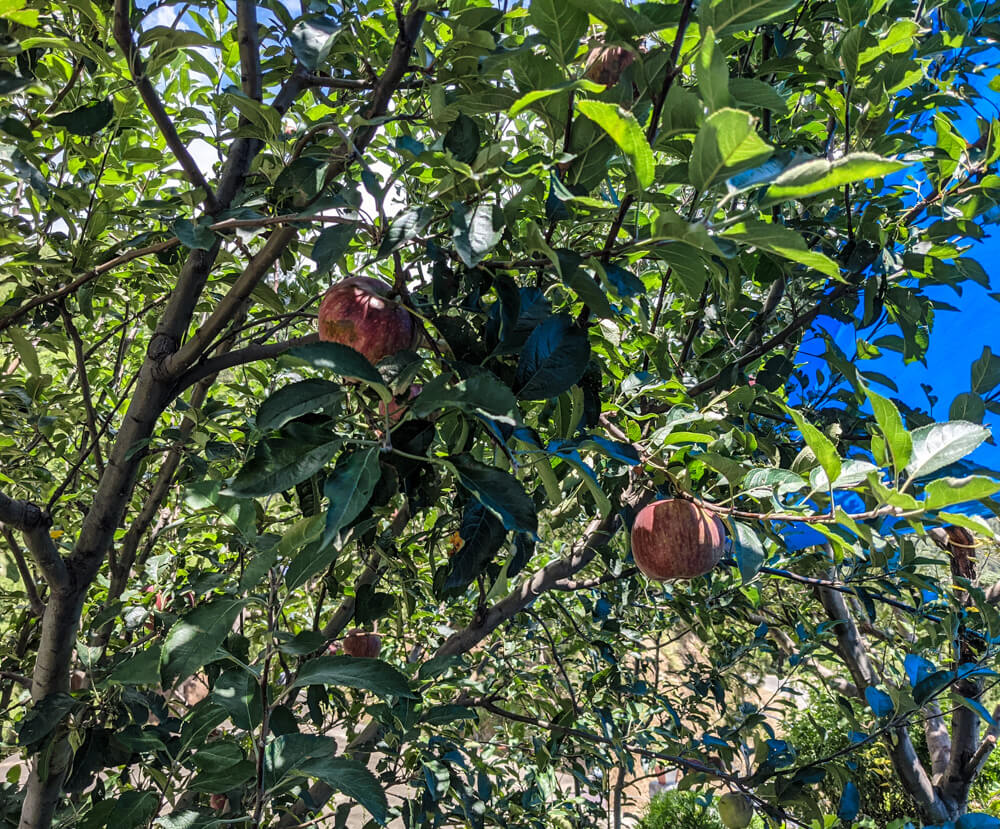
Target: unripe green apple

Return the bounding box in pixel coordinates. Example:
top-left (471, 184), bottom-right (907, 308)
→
top-left (718, 792), bottom-right (753, 829)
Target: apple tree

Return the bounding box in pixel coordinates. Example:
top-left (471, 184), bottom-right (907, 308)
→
top-left (1, 0), bottom-right (1000, 827)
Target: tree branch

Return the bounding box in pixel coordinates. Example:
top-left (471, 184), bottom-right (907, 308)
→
top-left (0, 490), bottom-right (66, 588)
top-left (966, 706), bottom-right (1000, 779)
top-left (436, 488), bottom-right (648, 659)
top-left (17, 23), bottom-right (316, 827)
top-left (940, 525), bottom-right (982, 808)
top-left (59, 305), bottom-right (105, 474)
top-left (815, 570), bottom-right (946, 822)
top-left (0, 238), bottom-right (178, 333)
top-left (112, 0), bottom-right (219, 212)
top-left (1, 526), bottom-right (45, 617)
top-left (236, 0), bottom-right (262, 102)
top-left (599, 0), bottom-right (695, 262)
top-left (685, 284), bottom-right (850, 397)
top-left (924, 700), bottom-right (951, 782)
top-left (161, 228), bottom-right (301, 378)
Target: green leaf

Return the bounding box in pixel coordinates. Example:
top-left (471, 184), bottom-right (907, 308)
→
top-left (262, 733), bottom-right (335, 789)
top-left (137, 26), bottom-right (215, 52)
top-left (701, 0), bottom-right (800, 36)
top-left (787, 409), bottom-right (842, 489)
top-left (689, 108), bottom-right (773, 191)
top-left (161, 599), bottom-right (245, 684)
top-left (971, 346), bottom-right (1000, 394)
top-left (443, 113), bottom-right (480, 164)
top-left (101, 792), bottom-right (158, 829)
top-left (107, 646), bottom-right (161, 686)
top-left (0, 115), bottom-right (33, 141)
top-left (323, 447), bottom-right (381, 545)
top-left (839, 26), bottom-right (863, 83)
top-left (452, 202), bottom-right (503, 268)
top-left (48, 98), bottom-right (114, 135)
top-left (288, 342), bottom-right (388, 396)
top-left (283, 538), bottom-right (338, 594)
top-left (953, 695), bottom-right (997, 728)
top-left (256, 380), bottom-right (343, 432)
top-left (263, 734), bottom-right (388, 823)
top-left (292, 655), bottom-right (416, 698)
top-left (277, 513), bottom-right (325, 559)
top-left (866, 387), bottom-right (912, 475)
top-left (376, 206), bottom-right (432, 260)
top-left (696, 29), bottom-right (731, 112)
top-left (764, 153), bottom-right (908, 201)
top-left (728, 78), bottom-right (788, 113)
top-left (925, 476), bottom-right (1000, 510)
top-left (905, 421), bottom-right (991, 482)
top-left (731, 521), bottom-right (763, 582)
top-left (311, 224), bottom-right (355, 273)
top-left (172, 218), bottom-right (217, 251)
top-left (937, 512), bottom-right (995, 538)
top-left (0, 0), bottom-right (37, 26)
top-left (289, 17), bottom-right (341, 69)
top-left (449, 454), bottom-right (538, 537)
top-left (410, 372), bottom-right (519, 424)
top-left (190, 760), bottom-right (256, 793)
top-left (721, 219), bottom-right (840, 281)
top-left (212, 668), bottom-right (263, 732)
top-left (294, 756), bottom-right (388, 825)
top-left (529, 0), bottom-right (587, 63)
top-left (509, 78), bottom-right (605, 117)
top-left (576, 100), bottom-right (654, 189)
top-left (514, 314), bottom-right (591, 401)
top-left (0, 71), bottom-right (29, 95)
top-left (559, 250), bottom-right (615, 319)
top-left (16, 693), bottom-right (75, 745)
top-left (445, 501), bottom-right (508, 592)
top-left (7, 326), bottom-right (39, 376)
top-left (223, 437), bottom-right (340, 498)
top-left (950, 392), bottom-right (985, 424)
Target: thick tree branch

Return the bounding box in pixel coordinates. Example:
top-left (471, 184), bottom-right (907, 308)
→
top-left (177, 335), bottom-right (318, 390)
top-left (161, 228), bottom-right (300, 377)
top-left (0, 491), bottom-right (66, 588)
top-left (236, 0), bottom-right (262, 102)
top-left (924, 700), bottom-right (951, 782)
top-left (966, 707), bottom-right (1000, 779)
top-left (277, 485), bottom-right (650, 828)
top-left (940, 526), bottom-right (982, 808)
top-left (112, 0), bottom-right (219, 212)
top-left (436, 490), bottom-right (647, 659)
top-left (17, 22), bottom-right (315, 827)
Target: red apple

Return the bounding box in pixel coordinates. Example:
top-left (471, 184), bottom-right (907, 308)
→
top-left (209, 793), bottom-right (227, 812)
top-left (630, 499), bottom-right (726, 581)
top-left (317, 277), bottom-right (417, 364)
top-left (342, 629), bottom-right (381, 659)
top-left (378, 384), bottom-right (422, 425)
top-left (584, 45), bottom-right (635, 86)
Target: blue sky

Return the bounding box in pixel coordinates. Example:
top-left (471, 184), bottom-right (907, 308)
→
top-left (800, 62), bottom-right (999, 473)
